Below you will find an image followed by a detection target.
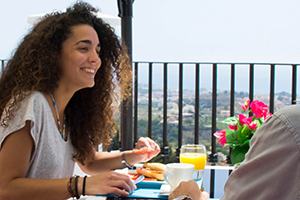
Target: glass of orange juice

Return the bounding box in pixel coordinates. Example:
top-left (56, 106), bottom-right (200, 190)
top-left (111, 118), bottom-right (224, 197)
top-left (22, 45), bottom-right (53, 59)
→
top-left (180, 144), bottom-right (207, 180)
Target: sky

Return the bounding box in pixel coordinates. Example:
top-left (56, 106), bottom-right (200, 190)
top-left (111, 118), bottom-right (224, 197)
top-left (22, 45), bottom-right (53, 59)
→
top-left (1, 0), bottom-right (300, 94)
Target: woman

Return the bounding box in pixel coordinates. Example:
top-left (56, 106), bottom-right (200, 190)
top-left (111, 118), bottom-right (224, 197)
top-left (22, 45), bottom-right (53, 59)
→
top-left (0, 2), bottom-right (160, 199)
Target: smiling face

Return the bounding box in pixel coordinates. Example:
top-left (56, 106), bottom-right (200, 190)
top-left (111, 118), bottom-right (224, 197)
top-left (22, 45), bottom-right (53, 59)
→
top-left (58, 24), bottom-right (101, 92)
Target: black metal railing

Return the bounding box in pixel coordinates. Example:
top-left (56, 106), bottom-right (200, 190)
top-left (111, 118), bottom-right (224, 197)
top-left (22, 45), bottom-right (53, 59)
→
top-left (0, 59), bottom-right (6, 74)
top-left (131, 61), bottom-right (299, 197)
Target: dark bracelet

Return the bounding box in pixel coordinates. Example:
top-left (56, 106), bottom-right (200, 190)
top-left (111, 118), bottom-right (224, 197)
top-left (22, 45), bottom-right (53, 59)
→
top-left (67, 176), bottom-right (76, 198)
top-left (82, 175), bottom-right (87, 196)
top-left (74, 175), bottom-right (80, 199)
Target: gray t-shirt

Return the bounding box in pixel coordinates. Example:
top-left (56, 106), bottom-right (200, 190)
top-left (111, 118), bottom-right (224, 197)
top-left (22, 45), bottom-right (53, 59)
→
top-left (0, 91), bottom-right (75, 179)
top-left (221, 104), bottom-right (300, 200)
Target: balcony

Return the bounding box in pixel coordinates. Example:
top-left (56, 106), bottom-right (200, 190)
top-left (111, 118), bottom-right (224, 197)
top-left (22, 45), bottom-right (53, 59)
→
top-left (122, 61), bottom-right (299, 198)
top-left (1, 59), bottom-right (298, 198)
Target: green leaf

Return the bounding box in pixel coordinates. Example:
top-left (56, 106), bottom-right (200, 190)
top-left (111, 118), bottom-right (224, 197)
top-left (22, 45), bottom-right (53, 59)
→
top-left (241, 139), bottom-right (250, 146)
top-left (225, 130), bottom-right (239, 146)
top-left (253, 118), bottom-right (262, 126)
top-left (237, 122), bottom-right (243, 131)
top-left (230, 140), bottom-right (250, 165)
top-left (237, 126), bottom-right (248, 144)
top-left (221, 117), bottom-right (238, 125)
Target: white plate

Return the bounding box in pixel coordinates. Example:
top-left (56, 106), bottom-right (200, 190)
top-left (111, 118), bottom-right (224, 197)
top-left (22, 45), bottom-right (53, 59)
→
top-left (159, 184), bottom-right (171, 196)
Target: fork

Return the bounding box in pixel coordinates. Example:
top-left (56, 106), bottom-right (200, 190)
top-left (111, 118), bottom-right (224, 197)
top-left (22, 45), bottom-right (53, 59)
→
top-left (134, 175), bottom-right (145, 184)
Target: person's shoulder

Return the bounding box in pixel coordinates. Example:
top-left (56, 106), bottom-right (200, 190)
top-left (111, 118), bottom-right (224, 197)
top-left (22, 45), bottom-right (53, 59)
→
top-left (275, 104), bottom-right (300, 118)
top-left (25, 91), bottom-right (46, 102)
top-left (29, 91), bottom-right (44, 98)
top-left (19, 91), bottom-right (47, 110)
top-left (271, 104), bottom-right (300, 133)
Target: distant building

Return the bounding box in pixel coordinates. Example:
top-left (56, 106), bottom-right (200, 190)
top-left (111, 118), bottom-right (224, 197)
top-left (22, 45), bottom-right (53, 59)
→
top-left (183, 113), bottom-right (193, 118)
top-left (220, 110), bottom-right (230, 117)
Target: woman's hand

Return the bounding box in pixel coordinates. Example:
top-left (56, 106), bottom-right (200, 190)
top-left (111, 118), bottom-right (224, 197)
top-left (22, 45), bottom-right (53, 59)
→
top-left (168, 180), bottom-right (210, 200)
top-left (134, 137), bottom-right (160, 162)
top-left (85, 171), bottom-right (136, 196)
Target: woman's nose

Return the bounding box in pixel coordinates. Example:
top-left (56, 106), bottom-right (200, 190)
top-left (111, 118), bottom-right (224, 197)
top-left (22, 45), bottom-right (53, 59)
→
top-left (89, 50), bottom-right (101, 65)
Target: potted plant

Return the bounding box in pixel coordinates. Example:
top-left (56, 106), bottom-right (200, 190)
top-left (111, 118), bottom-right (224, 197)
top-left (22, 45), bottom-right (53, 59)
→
top-left (214, 99), bottom-right (272, 165)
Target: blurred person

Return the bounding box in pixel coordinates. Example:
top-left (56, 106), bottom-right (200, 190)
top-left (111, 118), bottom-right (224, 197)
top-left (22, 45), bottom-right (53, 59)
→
top-left (170, 104), bottom-right (300, 199)
top-left (0, 2), bottom-right (160, 199)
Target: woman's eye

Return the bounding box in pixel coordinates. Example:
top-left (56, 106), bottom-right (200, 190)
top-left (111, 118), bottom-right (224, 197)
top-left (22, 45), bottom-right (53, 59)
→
top-left (79, 47), bottom-right (88, 51)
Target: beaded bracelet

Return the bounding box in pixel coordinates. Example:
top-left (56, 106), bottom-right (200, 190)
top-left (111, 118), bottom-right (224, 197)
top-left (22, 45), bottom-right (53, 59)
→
top-left (67, 176), bottom-right (76, 198)
top-left (67, 175), bottom-right (80, 199)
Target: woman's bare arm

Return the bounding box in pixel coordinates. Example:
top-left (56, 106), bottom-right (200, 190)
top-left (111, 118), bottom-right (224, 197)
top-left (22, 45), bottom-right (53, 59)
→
top-left (0, 121), bottom-right (73, 199)
top-left (0, 121), bottom-right (137, 199)
top-left (78, 137), bottom-right (161, 175)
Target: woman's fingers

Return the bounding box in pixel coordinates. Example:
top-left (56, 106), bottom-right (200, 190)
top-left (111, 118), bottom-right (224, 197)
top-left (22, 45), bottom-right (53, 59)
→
top-left (150, 140), bottom-right (160, 156)
top-left (87, 171), bottom-right (136, 196)
top-left (106, 185), bottom-right (130, 196)
top-left (134, 137), bottom-right (161, 162)
top-left (109, 172), bottom-right (136, 193)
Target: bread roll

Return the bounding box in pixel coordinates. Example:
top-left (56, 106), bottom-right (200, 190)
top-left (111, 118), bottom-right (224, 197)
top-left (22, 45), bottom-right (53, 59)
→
top-left (143, 163), bottom-right (167, 172)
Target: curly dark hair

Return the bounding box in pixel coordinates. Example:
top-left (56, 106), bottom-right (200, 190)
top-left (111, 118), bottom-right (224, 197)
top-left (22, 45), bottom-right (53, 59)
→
top-left (0, 2), bottom-right (132, 164)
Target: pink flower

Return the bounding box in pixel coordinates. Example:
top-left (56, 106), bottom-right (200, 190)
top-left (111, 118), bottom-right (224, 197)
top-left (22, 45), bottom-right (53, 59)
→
top-left (228, 124), bottom-right (238, 131)
top-left (239, 99), bottom-right (250, 111)
top-left (239, 114), bottom-right (253, 125)
top-left (214, 130), bottom-right (228, 146)
top-left (250, 100), bottom-right (268, 118)
top-left (249, 122), bottom-right (257, 130)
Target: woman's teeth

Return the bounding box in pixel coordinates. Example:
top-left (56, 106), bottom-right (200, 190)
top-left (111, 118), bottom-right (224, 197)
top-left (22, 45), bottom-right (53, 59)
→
top-left (84, 68), bottom-right (95, 73)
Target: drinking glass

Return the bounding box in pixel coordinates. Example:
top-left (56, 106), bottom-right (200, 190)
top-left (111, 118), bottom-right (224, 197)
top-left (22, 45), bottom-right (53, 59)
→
top-left (179, 144), bottom-right (207, 180)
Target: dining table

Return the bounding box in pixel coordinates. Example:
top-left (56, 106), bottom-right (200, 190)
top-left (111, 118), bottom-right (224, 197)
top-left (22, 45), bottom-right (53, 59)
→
top-left (71, 179), bottom-right (220, 200)
top-left (71, 196), bottom-right (220, 200)
top-left (71, 165), bottom-right (221, 200)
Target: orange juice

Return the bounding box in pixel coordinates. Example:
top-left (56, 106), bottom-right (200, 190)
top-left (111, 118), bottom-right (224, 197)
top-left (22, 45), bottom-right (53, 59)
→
top-left (180, 153), bottom-right (207, 170)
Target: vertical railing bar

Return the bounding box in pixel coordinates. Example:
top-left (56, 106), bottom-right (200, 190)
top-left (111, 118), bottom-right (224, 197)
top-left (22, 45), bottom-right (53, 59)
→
top-left (163, 63), bottom-right (168, 164)
top-left (1, 60), bottom-right (4, 75)
top-left (211, 64), bottom-right (217, 154)
top-left (177, 63), bottom-right (183, 159)
top-left (291, 65), bottom-right (297, 104)
top-left (209, 63), bottom-right (217, 198)
top-left (228, 64), bottom-right (235, 173)
top-left (195, 63), bottom-right (200, 144)
top-left (133, 62), bottom-right (138, 144)
top-left (148, 63), bottom-right (153, 138)
top-left (178, 64), bottom-right (183, 141)
top-left (249, 64), bottom-right (254, 117)
top-left (269, 64), bottom-right (275, 113)
top-left (230, 64), bottom-right (235, 118)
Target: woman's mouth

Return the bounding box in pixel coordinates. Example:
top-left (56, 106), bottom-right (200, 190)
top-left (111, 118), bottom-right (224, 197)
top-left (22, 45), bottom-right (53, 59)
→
top-left (82, 68), bottom-right (95, 74)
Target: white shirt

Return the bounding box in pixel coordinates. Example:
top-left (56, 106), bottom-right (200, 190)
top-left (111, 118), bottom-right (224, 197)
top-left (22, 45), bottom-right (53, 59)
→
top-left (0, 91), bottom-right (75, 179)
